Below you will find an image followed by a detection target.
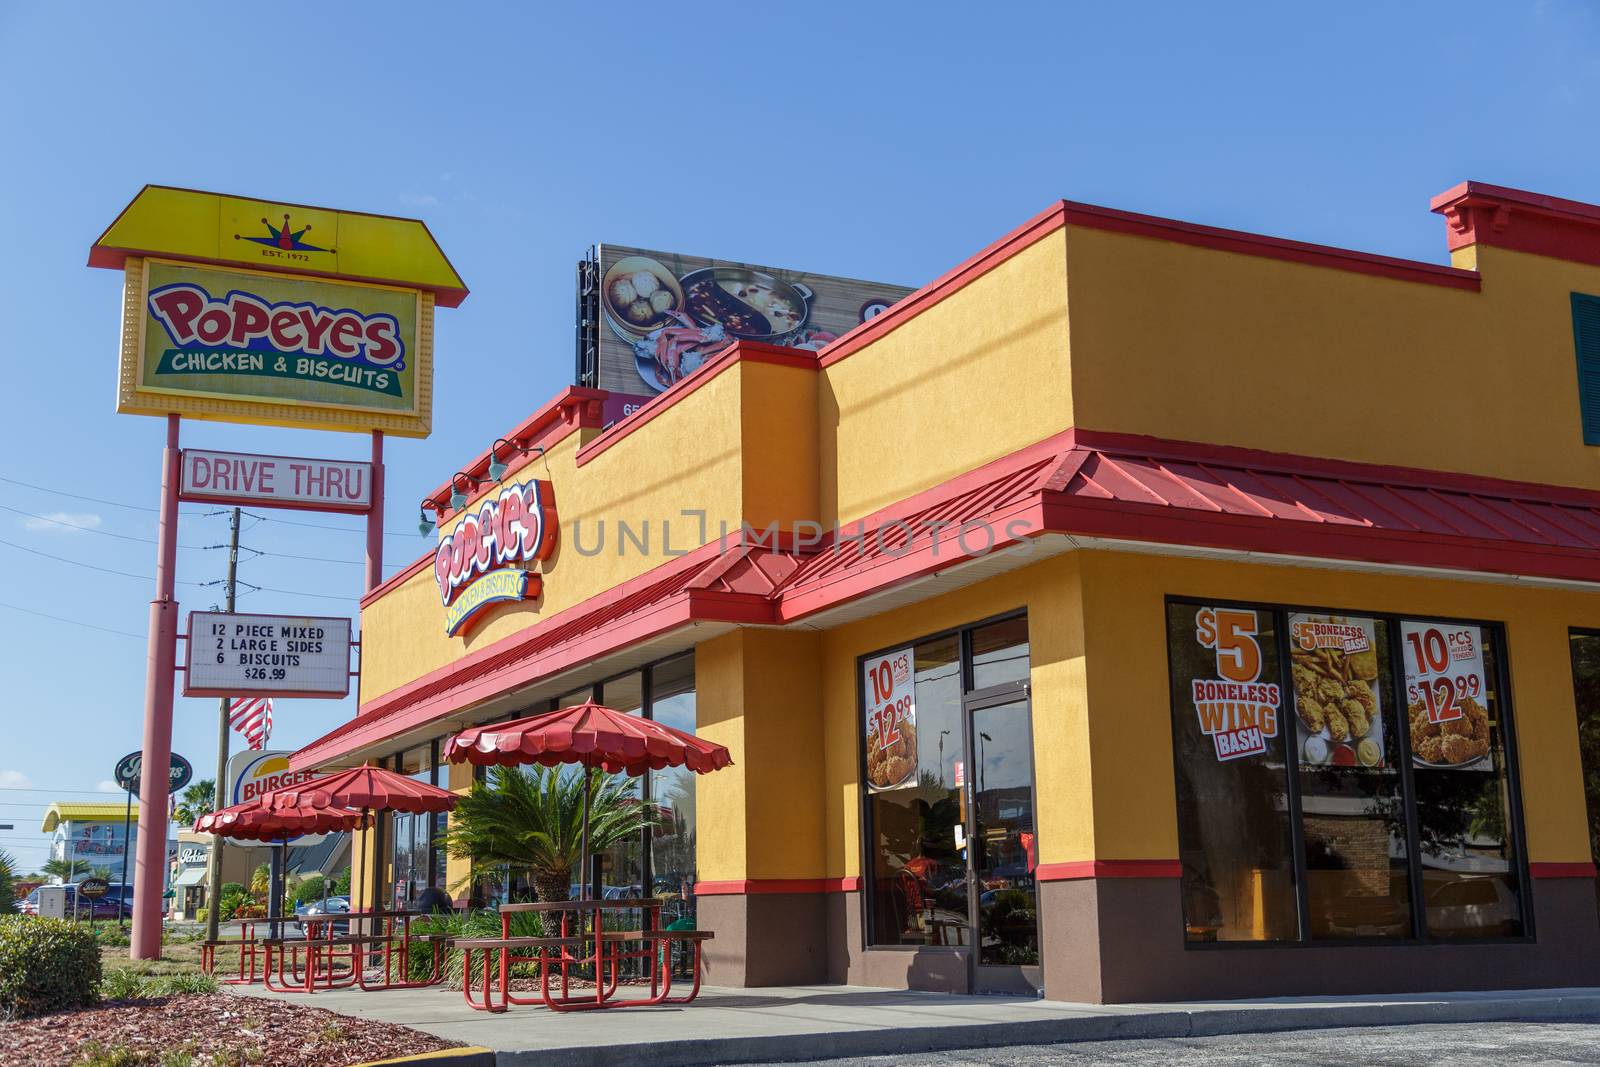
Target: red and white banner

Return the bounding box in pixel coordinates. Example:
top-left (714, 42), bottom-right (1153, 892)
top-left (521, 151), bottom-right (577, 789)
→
top-left (179, 449), bottom-right (372, 512)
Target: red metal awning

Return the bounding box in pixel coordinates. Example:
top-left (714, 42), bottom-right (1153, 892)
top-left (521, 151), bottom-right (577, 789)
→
top-left (293, 429), bottom-right (1600, 771)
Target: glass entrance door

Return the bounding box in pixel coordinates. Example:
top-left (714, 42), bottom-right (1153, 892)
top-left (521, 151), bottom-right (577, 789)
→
top-left (966, 695), bottom-right (1040, 993)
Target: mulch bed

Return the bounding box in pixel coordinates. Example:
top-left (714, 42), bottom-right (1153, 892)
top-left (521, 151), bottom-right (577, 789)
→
top-left (0, 992), bottom-right (463, 1066)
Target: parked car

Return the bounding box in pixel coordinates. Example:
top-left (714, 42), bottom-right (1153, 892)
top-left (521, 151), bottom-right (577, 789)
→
top-left (294, 894), bottom-right (351, 935)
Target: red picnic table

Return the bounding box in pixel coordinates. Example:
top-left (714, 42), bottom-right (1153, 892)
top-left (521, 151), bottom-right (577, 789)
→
top-left (262, 908), bottom-right (448, 994)
top-left (454, 898), bottom-right (712, 1014)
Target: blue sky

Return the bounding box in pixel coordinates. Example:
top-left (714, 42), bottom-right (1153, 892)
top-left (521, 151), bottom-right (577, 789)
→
top-left (1, 1), bottom-right (1596, 871)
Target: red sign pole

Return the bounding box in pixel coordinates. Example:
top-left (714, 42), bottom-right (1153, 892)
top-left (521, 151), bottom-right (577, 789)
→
top-left (365, 430), bottom-right (384, 593)
top-left (132, 414), bottom-right (181, 960)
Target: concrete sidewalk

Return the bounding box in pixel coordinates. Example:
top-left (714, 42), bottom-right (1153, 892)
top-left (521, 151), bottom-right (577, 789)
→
top-left (233, 982), bottom-right (1600, 1067)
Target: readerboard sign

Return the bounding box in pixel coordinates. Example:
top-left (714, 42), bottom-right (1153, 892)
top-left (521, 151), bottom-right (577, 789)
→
top-left (183, 611), bottom-right (352, 699)
top-left (180, 449), bottom-right (373, 512)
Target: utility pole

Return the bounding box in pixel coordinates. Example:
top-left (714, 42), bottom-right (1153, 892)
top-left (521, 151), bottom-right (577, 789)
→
top-left (203, 507), bottom-right (240, 945)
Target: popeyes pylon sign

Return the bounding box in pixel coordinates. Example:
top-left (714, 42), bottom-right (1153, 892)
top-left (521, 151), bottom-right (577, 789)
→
top-left (435, 479), bottom-right (557, 636)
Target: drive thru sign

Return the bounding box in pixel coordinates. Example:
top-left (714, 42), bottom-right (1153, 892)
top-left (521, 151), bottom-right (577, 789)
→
top-left (184, 611), bottom-right (352, 699)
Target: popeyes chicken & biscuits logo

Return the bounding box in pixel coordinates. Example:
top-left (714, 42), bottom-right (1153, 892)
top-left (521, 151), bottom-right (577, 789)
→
top-left (434, 479), bottom-right (558, 636)
top-left (1192, 607), bottom-right (1280, 761)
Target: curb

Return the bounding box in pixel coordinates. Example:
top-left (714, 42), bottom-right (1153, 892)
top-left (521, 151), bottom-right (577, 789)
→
top-left (350, 1047), bottom-right (495, 1067)
top-left (487, 993), bottom-right (1600, 1067)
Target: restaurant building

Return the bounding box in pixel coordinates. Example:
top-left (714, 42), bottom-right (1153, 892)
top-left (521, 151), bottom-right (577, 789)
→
top-left (293, 181), bottom-right (1600, 1002)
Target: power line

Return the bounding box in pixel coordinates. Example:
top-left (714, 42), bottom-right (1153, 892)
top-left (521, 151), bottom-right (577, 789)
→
top-left (0, 601), bottom-right (144, 640)
top-left (0, 539), bottom-right (356, 602)
top-left (0, 502), bottom-right (213, 549)
top-left (0, 475), bottom-right (158, 513)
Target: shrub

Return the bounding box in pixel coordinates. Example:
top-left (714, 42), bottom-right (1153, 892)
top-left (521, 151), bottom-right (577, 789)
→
top-left (405, 908), bottom-right (544, 985)
top-left (333, 867), bottom-right (352, 896)
top-left (102, 968), bottom-right (219, 1000)
top-left (220, 882), bottom-right (245, 899)
top-left (193, 907), bottom-right (208, 925)
top-left (0, 849), bottom-right (17, 916)
top-left (0, 915), bottom-right (101, 1019)
top-left (291, 875), bottom-right (325, 906)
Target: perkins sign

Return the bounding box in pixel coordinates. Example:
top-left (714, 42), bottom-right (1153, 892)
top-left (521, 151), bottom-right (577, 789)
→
top-left (434, 479), bottom-right (558, 636)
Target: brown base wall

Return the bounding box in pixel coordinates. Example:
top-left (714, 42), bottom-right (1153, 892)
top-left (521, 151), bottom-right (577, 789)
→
top-left (697, 891), bottom-right (830, 987)
top-left (1042, 875), bottom-right (1600, 1003)
top-left (703, 878), bottom-right (1600, 1003)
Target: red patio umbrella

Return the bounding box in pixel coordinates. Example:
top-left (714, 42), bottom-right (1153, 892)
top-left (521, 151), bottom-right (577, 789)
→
top-left (194, 796), bottom-right (367, 842)
top-left (266, 764), bottom-right (459, 815)
top-left (264, 764), bottom-right (458, 913)
top-left (443, 702), bottom-right (732, 899)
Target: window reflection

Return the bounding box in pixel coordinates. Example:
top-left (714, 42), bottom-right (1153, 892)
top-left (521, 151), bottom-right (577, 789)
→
top-left (1166, 602), bottom-right (1299, 942)
top-left (869, 636), bottom-right (967, 947)
top-left (1409, 629), bottom-right (1523, 939)
top-left (1291, 616), bottom-right (1413, 939)
top-left (650, 654), bottom-right (698, 923)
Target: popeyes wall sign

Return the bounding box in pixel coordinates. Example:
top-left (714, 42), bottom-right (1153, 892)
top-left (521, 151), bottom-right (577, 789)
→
top-left (435, 479), bottom-right (558, 636)
top-left (1190, 607), bottom-right (1281, 761)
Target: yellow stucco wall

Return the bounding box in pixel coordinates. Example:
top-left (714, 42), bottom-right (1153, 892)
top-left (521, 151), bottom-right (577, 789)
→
top-left (694, 628), bottom-right (826, 882)
top-left (1075, 549), bottom-right (1597, 865)
top-left (819, 227), bottom-right (1072, 527)
top-left (1064, 225), bottom-right (1600, 491)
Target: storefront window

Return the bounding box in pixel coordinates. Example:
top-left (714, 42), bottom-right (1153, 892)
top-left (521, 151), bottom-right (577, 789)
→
top-left (971, 616), bottom-right (1029, 690)
top-left (595, 671), bottom-right (644, 900)
top-left (868, 635), bottom-right (963, 947)
top-left (390, 744), bottom-right (436, 907)
top-left (650, 654), bottom-right (697, 922)
top-left (1166, 602), bottom-right (1299, 942)
top-left (863, 613), bottom-right (1035, 959)
top-left (1165, 599), bottom-right (1530, 946)
top-left (1568, 630), bottom-right (1600, 919)
top-left (1288, 614), bottom-right (1412, 939)
top-left (1407, 624), bottom-right (1523, 938)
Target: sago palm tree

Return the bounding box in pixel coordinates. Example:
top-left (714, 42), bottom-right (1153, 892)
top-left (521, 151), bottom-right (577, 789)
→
top-left (0, 849), bottom-right (17, 915)
top-left (172, 779), bottom-right (217, 827)
top-left (439, 765), bottom-right (658, 903)
top-left (41, 858), bottom-right (111, 883)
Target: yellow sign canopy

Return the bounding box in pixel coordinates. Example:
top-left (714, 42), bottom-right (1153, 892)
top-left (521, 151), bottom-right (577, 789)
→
top-left (89, 185), bottom-right (468, 307)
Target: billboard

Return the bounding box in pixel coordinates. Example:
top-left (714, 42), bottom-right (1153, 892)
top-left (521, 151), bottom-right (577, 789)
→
top-left (180, 449), bottom-right (373, 513)
top-left (93, 186), bottom-right (465, 438)
top-left (578, 244), bottom-right (913, 412)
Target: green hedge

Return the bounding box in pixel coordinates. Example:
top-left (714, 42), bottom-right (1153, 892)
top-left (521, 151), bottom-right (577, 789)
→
top-left (0, 916), bottom-right (102, 1019)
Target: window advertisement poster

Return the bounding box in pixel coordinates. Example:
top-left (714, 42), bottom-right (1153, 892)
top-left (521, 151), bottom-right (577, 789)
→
top-left (864, 647), bottom-right (918, 792)
top-left (1400, 620), bottom-right (1493, 772)
top-left (1187, 607), bottom-right (1281, 762)
top-left (1288, 614), bottom-right (1385, 770)
top-left (581, 244), bottom-right (914, 409)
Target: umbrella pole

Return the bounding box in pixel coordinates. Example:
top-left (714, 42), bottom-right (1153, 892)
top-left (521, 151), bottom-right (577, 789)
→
top-left (580, 761), bottom-right (592, 902)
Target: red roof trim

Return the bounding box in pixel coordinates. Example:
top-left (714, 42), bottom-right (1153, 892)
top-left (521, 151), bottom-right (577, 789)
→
top-left (1432, 181), bottom-right (1600, 268)
top-left (1062, 201), bottom-right (1480, 291)
top-left (360, 550), bottom-right (434, 609)
top-left (574, 341), bottom-right (818, 468)
top-left (815, 195), bottom-right (1480, 373)
top-left (422, 386), bottom-right (607, 516)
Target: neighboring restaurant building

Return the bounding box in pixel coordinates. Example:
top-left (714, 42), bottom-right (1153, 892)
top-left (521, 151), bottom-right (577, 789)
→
top-left (293, 181), bottom-right (1600, 1002)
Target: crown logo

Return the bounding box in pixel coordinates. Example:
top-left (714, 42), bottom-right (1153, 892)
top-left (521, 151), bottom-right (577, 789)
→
top-left (235, 213), bottom-right (333, 253)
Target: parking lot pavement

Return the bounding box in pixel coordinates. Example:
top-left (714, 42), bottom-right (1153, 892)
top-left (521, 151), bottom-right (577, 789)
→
top-left (718, 1021), bottom-right (1600, 1066)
